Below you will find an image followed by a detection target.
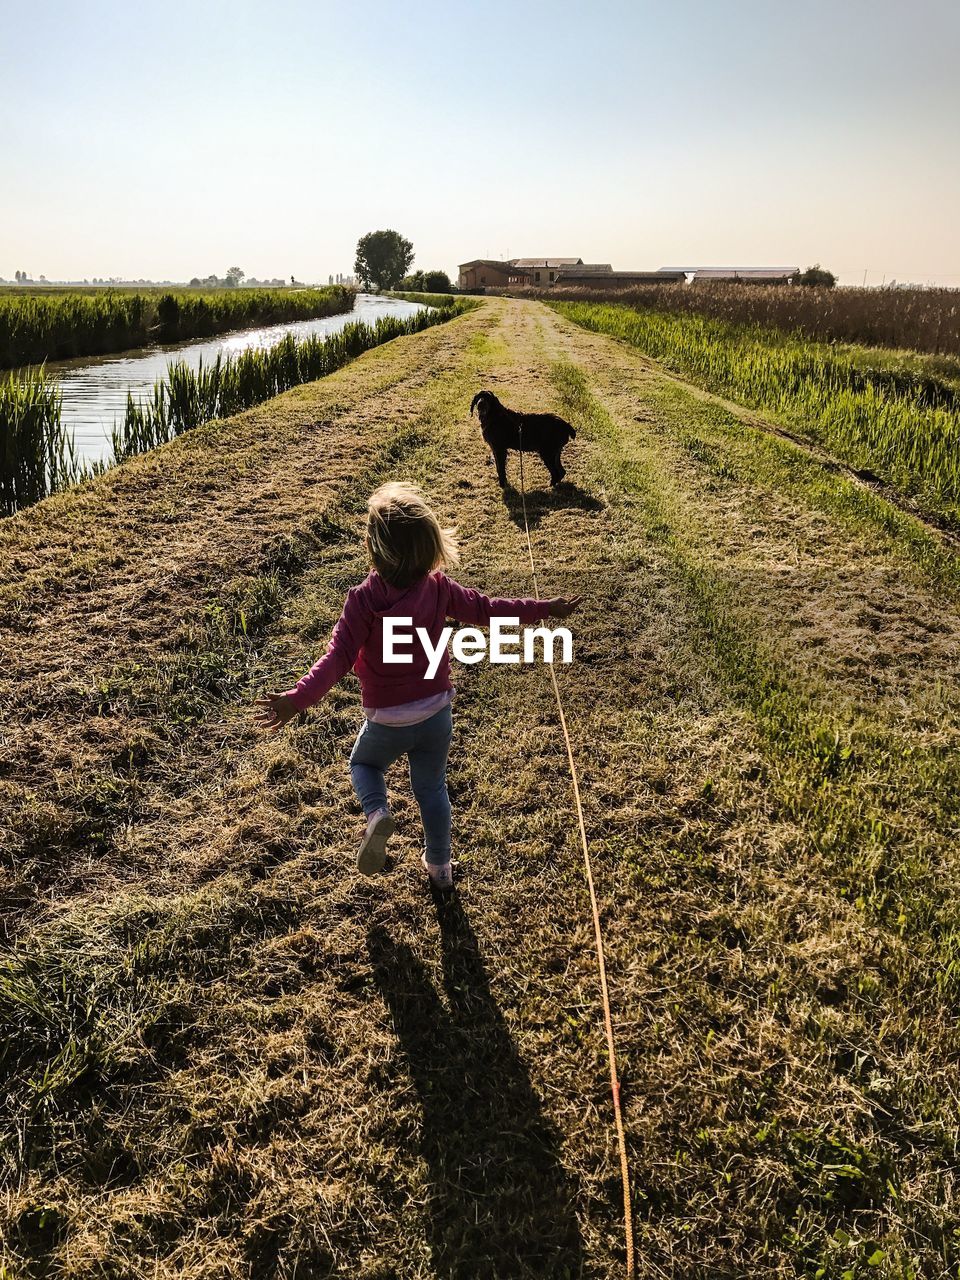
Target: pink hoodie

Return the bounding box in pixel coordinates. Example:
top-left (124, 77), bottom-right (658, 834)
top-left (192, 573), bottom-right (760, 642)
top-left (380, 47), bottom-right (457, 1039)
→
top-left (284, 570), bottom-right (553, 711)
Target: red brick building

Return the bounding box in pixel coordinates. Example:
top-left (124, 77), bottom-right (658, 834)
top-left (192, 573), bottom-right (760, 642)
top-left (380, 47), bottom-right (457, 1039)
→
top-left (457, 260), bottom-right (518, 289)
top-left (458, 256), bottom-right (587, 289)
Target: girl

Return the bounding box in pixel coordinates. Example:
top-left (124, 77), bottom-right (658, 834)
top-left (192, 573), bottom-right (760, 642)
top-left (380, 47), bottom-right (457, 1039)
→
top-left (255, 481), bottom-right (580, 891)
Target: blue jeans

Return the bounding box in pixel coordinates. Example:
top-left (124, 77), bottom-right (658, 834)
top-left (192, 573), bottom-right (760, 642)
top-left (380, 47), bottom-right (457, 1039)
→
top-left (349, 705), bottom-right (453, 865)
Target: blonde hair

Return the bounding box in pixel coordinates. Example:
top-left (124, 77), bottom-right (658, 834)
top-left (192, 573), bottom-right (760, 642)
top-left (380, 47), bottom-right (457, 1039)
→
top-left (366, 482), bottom-right (459, 587)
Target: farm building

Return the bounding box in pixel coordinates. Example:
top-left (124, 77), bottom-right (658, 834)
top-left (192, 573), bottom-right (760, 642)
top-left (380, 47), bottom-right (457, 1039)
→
top-left (458, 256), bottom-right (591, 289)
top-left (553, 269), bottom-right (686, 288)
top-left (457, 260), bottom-right (518, 290)
top-left (681, 267), bottom-right (800, 284)
top-left (508, 258), bottom-right (584, 286)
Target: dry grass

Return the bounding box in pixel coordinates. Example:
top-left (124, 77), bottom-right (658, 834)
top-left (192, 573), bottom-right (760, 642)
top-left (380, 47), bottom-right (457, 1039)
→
top-left (2, 299), bottom-right (960, 1277)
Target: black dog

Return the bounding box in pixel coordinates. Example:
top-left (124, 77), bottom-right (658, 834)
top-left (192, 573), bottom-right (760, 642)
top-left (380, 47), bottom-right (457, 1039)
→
top-left (470, 390), bottom-right (576, 488)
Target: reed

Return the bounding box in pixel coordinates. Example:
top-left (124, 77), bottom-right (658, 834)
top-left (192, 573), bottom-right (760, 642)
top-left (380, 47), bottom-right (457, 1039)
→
top-left (552, 301), bottom-right (960, 525)
top-left (388, 290), bottom-right (457, 309)
top-left (0, 368), bottom-right (79, 515)
top-left (527, 283), bottom-right (960, 360)
top-left (0, 286), bottom-right (354, 369)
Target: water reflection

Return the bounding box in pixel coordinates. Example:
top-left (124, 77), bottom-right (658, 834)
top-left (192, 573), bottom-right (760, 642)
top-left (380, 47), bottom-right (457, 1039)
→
top-left (47, 294), bottom-right (428, 465)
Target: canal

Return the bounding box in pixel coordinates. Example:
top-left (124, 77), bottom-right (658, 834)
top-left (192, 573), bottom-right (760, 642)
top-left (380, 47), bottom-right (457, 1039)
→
top-left (49, 293), bottom-right (430, 466)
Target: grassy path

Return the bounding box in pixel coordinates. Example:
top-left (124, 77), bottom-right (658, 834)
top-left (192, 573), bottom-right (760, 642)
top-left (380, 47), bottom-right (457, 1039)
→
top-left (2, 299), bottom-right (960, 1278)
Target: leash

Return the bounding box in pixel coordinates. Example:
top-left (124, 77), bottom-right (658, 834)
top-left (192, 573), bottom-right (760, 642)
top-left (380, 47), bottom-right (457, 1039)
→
top-left (516, 426), bottom-right (635, 1279)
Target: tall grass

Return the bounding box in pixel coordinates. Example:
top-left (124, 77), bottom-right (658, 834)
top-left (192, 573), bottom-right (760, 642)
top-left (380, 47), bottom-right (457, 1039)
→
top-left (0, 369), bottom-right (80, 515)
top-left (388, 290), bottom-right (457, 309)
top-left (532, 283), bottom-right (960, 360)
top-left (551, 301), bottom-right (960, 525)
top-left (0, 286), bottom-right (354, 369)
top-left (111, 303), bottom-right (474, 464)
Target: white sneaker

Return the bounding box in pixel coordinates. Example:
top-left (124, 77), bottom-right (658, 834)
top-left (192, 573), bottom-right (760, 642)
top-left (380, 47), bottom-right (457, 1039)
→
top-left (357, 808), bottom-right (395, 875)
top-left (421, 853), bottom-right (454, 892)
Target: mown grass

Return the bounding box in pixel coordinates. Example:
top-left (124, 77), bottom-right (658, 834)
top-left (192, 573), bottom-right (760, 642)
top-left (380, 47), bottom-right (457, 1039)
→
top-left (0, 285), bottom-right (354, 369)
top-left (550, 358), bottom-right (960, 1278)
top-left (0, 876), bottom-right (310, 1274)
top-left (552, 362), bottom-right (960, 953)
top-left (660, 392), bottom-right (960, 599)
top-left (7, 296), bottom-right (960, 1276)
top-left (1, 304), bottom-right (547, 1280)
top-left (550, 301), bottom-right (960, 527)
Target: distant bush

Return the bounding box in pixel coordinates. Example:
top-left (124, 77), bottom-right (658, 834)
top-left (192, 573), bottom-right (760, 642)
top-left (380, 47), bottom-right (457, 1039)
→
top-left (400, 270), bottom-right (451, 293)
top-left (423, 270), bottom-right (451, 292)
top-left (798, 264), bottom-right (837, 288)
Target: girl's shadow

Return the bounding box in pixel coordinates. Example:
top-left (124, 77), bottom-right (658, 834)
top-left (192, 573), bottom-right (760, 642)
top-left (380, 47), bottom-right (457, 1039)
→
top-left (367, 897), bottom-right (585, 1277)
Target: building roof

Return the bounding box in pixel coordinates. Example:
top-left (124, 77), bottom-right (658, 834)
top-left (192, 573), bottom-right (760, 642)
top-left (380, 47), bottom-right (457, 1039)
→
top-left (510, 257), bottom-right (583, 268)
top-left (686, 267), bottom-right (798, 281)
top-left (555, 269), bottom-right (686, 282)
top-left (458, 259), bottom-right (514, 270)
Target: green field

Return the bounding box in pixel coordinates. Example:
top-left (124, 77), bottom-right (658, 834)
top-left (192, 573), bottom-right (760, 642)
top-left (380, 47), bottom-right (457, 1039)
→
top-left (538, 281), bottom-right (960, 361)
top-left (2, 298), bottom-right (960, 1277)
top-left (0, 284), bottom-right (354, 369)
top-left (551, 300), bottom-right (960, 529)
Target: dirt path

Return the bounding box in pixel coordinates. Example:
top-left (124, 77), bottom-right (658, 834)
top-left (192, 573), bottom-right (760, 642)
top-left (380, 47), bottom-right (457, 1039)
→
top-left (3, 299), bottom-right (960, 1279)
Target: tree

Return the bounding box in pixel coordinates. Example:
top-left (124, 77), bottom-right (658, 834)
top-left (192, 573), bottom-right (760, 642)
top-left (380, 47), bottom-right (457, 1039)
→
top-left (14, 270), bottom-right (21, 283)
top-left (797, 263), bottom-right (837, 288)
top-left (423, 269), bottom-right (451, 293)
top-left (225, 266), bottom-right (244, 288)
top-left (354, 229), bottom-right (414, 291)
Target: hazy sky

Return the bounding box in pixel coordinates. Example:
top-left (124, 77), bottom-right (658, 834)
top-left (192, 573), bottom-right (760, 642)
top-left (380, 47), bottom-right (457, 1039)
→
top-left (3, 0), bottom-right (958, 286)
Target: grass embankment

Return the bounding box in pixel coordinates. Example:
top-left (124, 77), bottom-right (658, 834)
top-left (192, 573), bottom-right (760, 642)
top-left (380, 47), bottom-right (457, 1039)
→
top-left (2, 297), bottom-right (960, 1277)
top-left (0, 286), bottom-right (354, 369)
top-left (551, 300), bottom-right (960, 528)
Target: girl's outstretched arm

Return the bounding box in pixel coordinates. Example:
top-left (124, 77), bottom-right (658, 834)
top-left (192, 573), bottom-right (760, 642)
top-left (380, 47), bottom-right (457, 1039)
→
top-left (443, 575), bottom-right (581, 625)
top-left (254, 585), bottom-right (373, 730)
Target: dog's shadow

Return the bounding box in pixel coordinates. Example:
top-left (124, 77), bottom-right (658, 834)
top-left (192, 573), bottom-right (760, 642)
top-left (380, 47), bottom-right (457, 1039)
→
top-left (500, 478), bottom-right (605, 530)
top-left (367, 896), bottom-right (585, 1276)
